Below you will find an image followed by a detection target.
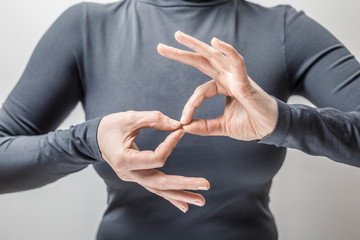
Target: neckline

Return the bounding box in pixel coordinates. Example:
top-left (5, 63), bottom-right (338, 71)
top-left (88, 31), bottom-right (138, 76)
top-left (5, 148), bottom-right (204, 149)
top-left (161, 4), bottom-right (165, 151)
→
top-left (138, 0), bottom-right (232, 7)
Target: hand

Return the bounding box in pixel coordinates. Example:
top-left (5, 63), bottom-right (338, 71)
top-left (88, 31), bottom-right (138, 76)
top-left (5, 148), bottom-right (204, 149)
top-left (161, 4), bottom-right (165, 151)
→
top-left (157, 31), bottom-right (278, 141)
top-left (97, 111), bottom-right (210, 213)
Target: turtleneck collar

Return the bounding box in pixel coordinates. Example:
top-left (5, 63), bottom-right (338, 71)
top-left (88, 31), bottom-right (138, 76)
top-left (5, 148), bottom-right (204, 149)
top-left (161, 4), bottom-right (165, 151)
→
top-left (138, 0), bottom-right (232, 7)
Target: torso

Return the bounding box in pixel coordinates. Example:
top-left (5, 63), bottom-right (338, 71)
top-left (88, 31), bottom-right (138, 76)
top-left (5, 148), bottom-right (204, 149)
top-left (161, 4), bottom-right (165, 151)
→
top-left (82, 0), bottom-right (290, 239)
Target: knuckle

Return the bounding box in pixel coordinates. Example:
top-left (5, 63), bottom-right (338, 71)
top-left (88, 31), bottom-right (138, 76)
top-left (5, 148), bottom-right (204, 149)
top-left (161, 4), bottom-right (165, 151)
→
top-left (174, 48), bottom-right (182, 55)
top-left (126, 110), bottom-right (135, 115)
top-left (193, 61), bottom-right (201, 70)
top-left (152, 152), bottom-right (166, 168)
top-left (203, 120), bottom-right (211, 133)
top-left (156, 176), bottom-right (167, 190)
top-left (210, 50), bottom-right (222, 60)
top-left (116, 169), bottom-right (132, 182)
top-left (214, 51), bottom-right (223, 58)
top-left (180, 178), bottom-right (190, 189)
top-left (157, 158), bottom-right (166, 168)
top-left (194, 85), bottom-right (202, 92)
top-left (119, 174), bottom-right (132, 182)
top-left (190, 42), bottom-right (197, 51)
top-left (152, 111), bottom-right (163, 122)
top-left (198, 58), bottom-right (208, 67)
top-left (228, 46), bottom-right (236, 54)
top-left (238, 55), bottom-right (245, 63)
top-left (232, 57), bottom-right (243, 67)
top-left (195, 85), bottom-right (205, 95)
top-left (189, 102), bottom-right (198, 111)
top-left (195, 86), bottom-right (207, 99)
top-left (149, 187), bottom-right (159, 194)
top-left (224, 44), bottom-right (236, 55)
top-left (155, 190), bottom-right (163, 197)
top-left (233, 54), bottom-right (245, 66)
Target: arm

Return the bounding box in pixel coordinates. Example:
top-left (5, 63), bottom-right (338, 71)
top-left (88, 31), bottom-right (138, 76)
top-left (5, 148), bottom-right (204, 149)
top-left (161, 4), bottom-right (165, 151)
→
top-left (0, 3), bottom-right (103, 193)
top-left (0, 4), bottom-right (210, 212)
top-left (257, 6), bottom-right (360, 166)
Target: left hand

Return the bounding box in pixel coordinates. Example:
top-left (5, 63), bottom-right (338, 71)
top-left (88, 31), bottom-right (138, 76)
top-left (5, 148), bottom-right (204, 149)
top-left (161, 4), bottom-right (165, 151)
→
top-left (157, 31), bottom-right (278, 141)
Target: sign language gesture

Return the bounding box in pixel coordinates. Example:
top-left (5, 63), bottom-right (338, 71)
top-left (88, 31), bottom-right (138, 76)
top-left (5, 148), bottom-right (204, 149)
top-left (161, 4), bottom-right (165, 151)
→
top-left (158, 31), bottom-right (278, 141)
top-left (97, 111), bottom-right (210, 213)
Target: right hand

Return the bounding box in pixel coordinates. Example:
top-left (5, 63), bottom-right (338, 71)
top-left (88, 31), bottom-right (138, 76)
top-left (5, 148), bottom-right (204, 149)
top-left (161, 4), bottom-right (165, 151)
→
top-left (97, 110), bottom-right (210, 213)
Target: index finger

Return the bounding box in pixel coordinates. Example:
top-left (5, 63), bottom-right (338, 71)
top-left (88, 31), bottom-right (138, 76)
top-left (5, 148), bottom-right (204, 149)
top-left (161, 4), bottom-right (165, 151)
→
top-left (181, 80), bottom-right (218, 125)
top-left (174, 31), bottom-right (229, 71)
top-left (129, 110), bottom-right (181, 131)
top-left (133, 169), bottom-right (211, 191)
top-left (123, 129), bottom-right (185, 170)
top-left (157, 44), bottom-right (219, 79)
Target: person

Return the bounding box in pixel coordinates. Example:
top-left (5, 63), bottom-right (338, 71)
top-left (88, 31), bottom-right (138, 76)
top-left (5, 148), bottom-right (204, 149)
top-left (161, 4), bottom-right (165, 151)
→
top-left (0, 0), bottom-right (359, 239)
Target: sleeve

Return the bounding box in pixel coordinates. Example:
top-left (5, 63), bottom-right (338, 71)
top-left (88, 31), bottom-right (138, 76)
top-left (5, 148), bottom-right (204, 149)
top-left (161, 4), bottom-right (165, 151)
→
top-left (0, 3), bottom-right (104, 194)
top-left (257, 6), bottom-right (360, 167)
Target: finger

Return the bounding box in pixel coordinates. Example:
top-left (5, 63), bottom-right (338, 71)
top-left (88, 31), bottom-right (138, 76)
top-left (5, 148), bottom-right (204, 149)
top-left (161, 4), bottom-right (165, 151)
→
top-left (166, 198), bottom-right (189, 213)
top-left (174, 31), bottom-right (229, 72)
top-left (131, 142), bottom-right (139, 150)
top-left (182, 118), bottom-right (225, 136)
top-left (124, 129), bottom-right (185, 170)
top-left (145, 186), bottom-right (206, 207)
top-left (153, 128), bottom-right (185, 161)
top-left (143, 185), bottom-right (189, 213)
top-left (129, 110), bottom-right (181, 131)
top-left (210, 37), bottom-right (249, 82)
top-left (180, 80), bottom-right (218, 125)
top-left (133, 169), bottom-right (210, 191)
top-left (157, 43), bottom-right (219, 79)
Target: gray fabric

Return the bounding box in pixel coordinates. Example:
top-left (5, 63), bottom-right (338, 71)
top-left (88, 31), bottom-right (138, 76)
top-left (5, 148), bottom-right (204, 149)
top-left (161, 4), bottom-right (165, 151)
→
top-left (1, 0), bottom-right (359, 239)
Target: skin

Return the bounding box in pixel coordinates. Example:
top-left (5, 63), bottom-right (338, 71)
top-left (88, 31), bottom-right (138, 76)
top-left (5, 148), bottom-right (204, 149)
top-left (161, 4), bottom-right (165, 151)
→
top-left (157, 31), bottom-right (278, 141)
top-left (97, 110), bottom-right (210, 213)
top-left (97, 31), bottom-right (278, 213)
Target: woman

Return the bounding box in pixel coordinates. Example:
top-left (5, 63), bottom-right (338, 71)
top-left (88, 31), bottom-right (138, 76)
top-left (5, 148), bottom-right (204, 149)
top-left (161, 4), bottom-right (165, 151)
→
top-left (1, 0), bottom-right (359, 239)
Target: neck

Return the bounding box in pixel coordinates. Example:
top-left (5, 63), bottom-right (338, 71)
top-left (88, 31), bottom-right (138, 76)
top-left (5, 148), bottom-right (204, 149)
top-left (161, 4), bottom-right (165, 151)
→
top-left (139, 0), bottom-right (232, 7)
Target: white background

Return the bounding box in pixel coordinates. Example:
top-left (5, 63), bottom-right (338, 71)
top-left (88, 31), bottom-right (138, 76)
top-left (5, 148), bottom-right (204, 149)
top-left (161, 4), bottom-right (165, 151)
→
top-left (0, 0), bottom-right (359, 239)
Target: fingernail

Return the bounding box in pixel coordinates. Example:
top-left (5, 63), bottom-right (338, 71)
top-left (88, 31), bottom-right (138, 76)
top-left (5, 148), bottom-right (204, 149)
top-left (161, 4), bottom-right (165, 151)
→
top-left (180, 206), bottom-right (187, 213)
top-left (170, 119), bottom-right (180, 127)
top-left (180, 115), bottom-right (186, 124)
top-left (176, 30), bottom-right (183, 34)
top-left (192, 200), bottom-right (204, 207)
top-left (197, 186), bottom-right (209, 191)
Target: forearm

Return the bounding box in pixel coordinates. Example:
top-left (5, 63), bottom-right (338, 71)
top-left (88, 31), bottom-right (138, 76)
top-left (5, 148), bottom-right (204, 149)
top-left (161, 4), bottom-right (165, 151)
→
top-left (0, 117), bottom-right (104, 194)
top-left (258, 97), bottom-right (360, 166)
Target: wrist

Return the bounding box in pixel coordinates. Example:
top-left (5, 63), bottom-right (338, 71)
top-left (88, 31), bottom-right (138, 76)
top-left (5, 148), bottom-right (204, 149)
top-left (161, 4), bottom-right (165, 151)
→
top-left (256, 96), bottom-right (292, 145)
top-left (262, 95), bottom-right (278, 138)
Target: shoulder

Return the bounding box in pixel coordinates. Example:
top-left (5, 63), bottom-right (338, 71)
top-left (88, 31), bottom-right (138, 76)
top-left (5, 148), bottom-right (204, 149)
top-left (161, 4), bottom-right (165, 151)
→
top-left (44, 3), bottom-right (86, 41)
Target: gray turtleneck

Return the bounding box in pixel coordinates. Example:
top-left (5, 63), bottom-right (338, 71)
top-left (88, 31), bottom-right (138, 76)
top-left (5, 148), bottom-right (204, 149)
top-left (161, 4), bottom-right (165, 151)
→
top-left (1, 0), bottom-right (359, 239)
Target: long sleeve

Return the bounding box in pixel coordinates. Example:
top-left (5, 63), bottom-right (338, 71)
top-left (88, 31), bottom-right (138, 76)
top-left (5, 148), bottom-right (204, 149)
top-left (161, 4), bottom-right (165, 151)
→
top-left (0, 3), bottom-right (104, 194)
top-left (258, 6), bottom-right (360, 166)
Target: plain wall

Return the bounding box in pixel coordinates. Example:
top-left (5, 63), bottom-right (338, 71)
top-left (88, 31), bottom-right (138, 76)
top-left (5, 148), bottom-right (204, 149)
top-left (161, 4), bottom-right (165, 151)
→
top-left (0, 0), bottom-right (359, 239)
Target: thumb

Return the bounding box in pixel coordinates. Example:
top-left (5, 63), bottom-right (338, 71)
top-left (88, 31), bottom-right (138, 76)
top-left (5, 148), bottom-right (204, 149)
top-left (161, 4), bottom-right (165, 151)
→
top-left (182, 118), bottom-right (225, 136)
top-left (130, 111), bottom-right (181, 131)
